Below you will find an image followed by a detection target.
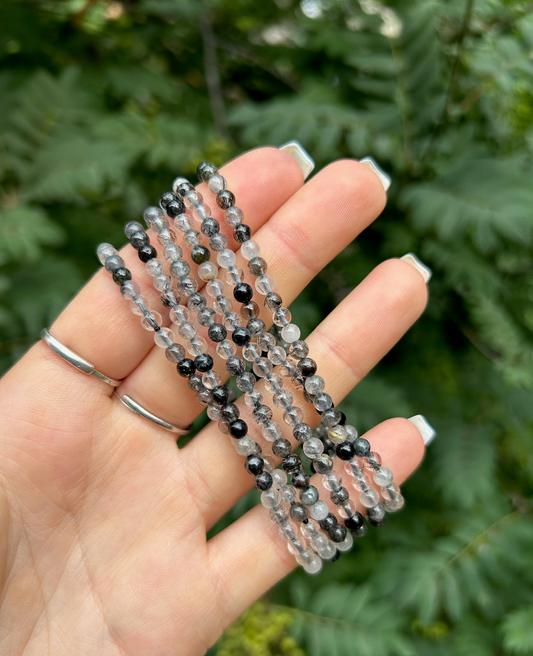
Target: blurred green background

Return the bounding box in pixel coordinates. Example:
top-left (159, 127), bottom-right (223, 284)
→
top-left (1, 0), bottom-right (533, 654)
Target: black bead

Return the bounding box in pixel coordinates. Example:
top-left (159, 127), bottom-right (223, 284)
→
top-left (233, 224), bottom-right (251, 243)
top-left (229, 419), bottom-right (248, 438)
top-left (233, 282), bottom-right (253, 304)
top-left (191, 245), bottom-right (210, 264)
top-left (254, 471), bottom-right (273, 491)
top-left (194, 354), bottom-right (213, 372)
top-left (272, 438), bottom-right (292, 458)
top-left (216, 189), bottom-right (235, 209)
top-left (208, 323), bottom-right (227, 342)
top-left (130, 231), bottom-right (149, 250)
top-left (174, 180), bottom-right (193, 197)
top-left (319, 514), bottom-right (338, 532)
top-left (138, 245), bottom-right (157, 262)
top-left (336, 442), bottom-right (355, 461)
top-left (329, 524), bottom-right (348, 543)
top-left (112, 267), bottom-right (132, 284)
top-left (201, 217), bottom-right (220, 237)
top-left (354, 437), bottom-right (371, 457)
top-left (226, 356), bottom-right (246, 376)
top-left (221, 404), bottom-right (240, 422)
top-left (159, 191), bottom-right (176, 211)
top-left (245, 454), bottom-right (264, 475)
top-left (291, 469), bottom-right (310, 488)
top-left (368, 514), bottom-right (386, 528)
top-left (212, 385), bottom-right (229, 406)
top-left (344, 512), bottom-right (364, 531)
top-left (282, 454), bottom-right (301, 473)
top-left (330, 486), bottom-right (349, 505)
top-left (197, 161), bottom-right (218, 182)
top-left (297, 358), bottom-right (317, 378)
top-left (232, 327), bottom-right (251, 347)
top-left (289, 502), bottom-right (309, 523)
top-left (166, 198), bottom-right (185, 218)
top-left (177, 358), bottom-right (195, 377)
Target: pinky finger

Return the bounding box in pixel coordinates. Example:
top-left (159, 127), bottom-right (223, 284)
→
top-left (206, 417), bottom-right (425, 630)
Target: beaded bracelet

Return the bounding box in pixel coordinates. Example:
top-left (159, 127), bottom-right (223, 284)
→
top-left (158, 182), bottom-right (355, 551)
top-left (195, 161), bottom-right (404, 525)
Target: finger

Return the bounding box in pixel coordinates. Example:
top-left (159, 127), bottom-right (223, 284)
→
top-left (207, 417), bottom-right (425, 631)
top-left (183, 258), bottom-right (428, 527)
top-left (22, 147), bottom-right (304, 405)
top-left (119, 158), bottom-right (386, 427)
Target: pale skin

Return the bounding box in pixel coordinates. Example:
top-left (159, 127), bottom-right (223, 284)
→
top-left (0, 148), bottom-right (428, 656)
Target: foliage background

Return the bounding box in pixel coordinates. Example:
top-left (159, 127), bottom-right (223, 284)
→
top-left (1, 0), bottom-right (533, 653)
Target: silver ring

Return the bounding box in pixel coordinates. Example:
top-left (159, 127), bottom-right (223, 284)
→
top-left (114, 392), bottom-right (191, 436)
top-left (41, 329), bottom-right (123, 387)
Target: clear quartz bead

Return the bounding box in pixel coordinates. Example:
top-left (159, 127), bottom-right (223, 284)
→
top-left (304, 375), bottom-right (324, 394)
top-left (269, 506), bottom-right (288, 525)
top-left (225, 206), bottom-right (244, 226)
top-left (197, 261), bottom-right (218, 281)
top-left (360, 487), bottom-right (380, 508)
top-left (281, 323), bottom-right (301, 343)
top-left (263, 372), bottom-right (283, 393)
top-left (272, 469), bottom-right (288, 487)
top-left (351, 471), bottom-right (371, 492)
top-left (143, 206), bottom-right (164, 228)
top-left (313, 392), bottom-right (333, 412)
top-left (255, 275), bottom-right (274, 295)
top-left (217, 249), bottom-right (237, 269)
top-left (184, 229), bottom-right (201, 248)
top-left (245, 390), bottom-right (263, 407)
top-left (216, 340), bottom-right (236, 359)
top-left (382, 483), bottom-right (401, 502)
top-left (241, 240), bottom-right (260, 260)
top-left (279, 485), bottom-right (297, 504)
top-left (184, 190), bottom-right (203, 209)
top-left (164, 243), bottom-right (183, 261)
top-left (273, 308), bottom-right (291, 327)
top-left (146, 258), bottom-right (164, 277)
top-left (174, 214), bottom-right (192, 233)
top-left (153, 274), bottom-right (171, 292)
top-left (120, 280), bottom-right (140, 300)
top-left (313, 454), bottom-right (333, 474)
top-left (258, 333), bottom-right (276, 351)
top-left (243, 343), bottom-right (261, 362)
top-left (154, 327), bottom-right (175, 348)
top-left (268, 346), bottom-right (287, 365)
top-left (262, 422), bottom-right (282, 442)
top-left (207, 279), bottom-right (224, 298)
top-left (165, 343), bottom-right (185, 363)
top-left (178, 322), bottom-right (197, 339)
top-left (157, 228), bottom-right (177, 245)
top-left (192, 204), bottom-right (211, 223)
top-left (214, 296), bottom-right (232, 314)
top-left (169, 305), bottom-right (190, 325)
top-left (207, 404), bottom-right (221, 421)
top-left (317, 541), bottom-right (337, 560)
top-left (210, 234), bottom-right (228, 251)
top-left (323, 471), bottom-right (342, 491)
top-left (253, 358), bottom-right (273, 377)
top-left (222, 311), bottom-right (241, 331)
top-left (202, 370), bottom-right (222, 389)
top-left (309, 500), bottom-right (329, 521)
top-left (208, 175), bottom-right (225, 193)
top-left (234, 436), bottom-right (257, 456)
top-left (336, 532), bottom-right (354, 553)
top-left (225, 267), bottom-right (244, 286)
top-left (170, 260), bottom-right (190, 279)
top-left (303, 553), bottom-right (323, 574)
top-left (373, 466), bottom-right (393, 487)
top-left (188, 336), bottom-right (207, 356)
top-left (303, 437), bottom-right (324, 459)
top-left (384, 493), bottom-right (405, 512)
top-left (141, 311), bottom-right (162, 331)
top-left (272, 389), bottom-right (293, 409)
top-left (345, 425), bottom-right (358, 442)
top-left (260, 488), bottom-right (279, 509)
top-left (339, 500), bottom-right (357, 519)
top-left (130, 296), bottom-right (149, 316)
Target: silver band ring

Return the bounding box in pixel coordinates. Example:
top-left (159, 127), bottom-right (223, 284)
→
top-left (114, 392), bottom-right (191, 436)
top-left (41, 329), bottom-right (123, 388)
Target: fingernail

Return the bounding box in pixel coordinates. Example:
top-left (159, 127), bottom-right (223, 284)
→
top-left (359, 157), bottom-right (391, 192)
top-left (408, 415), bottom-right (437, 446)
top-left (279, 141), bottom-right (315, 180)
top-left (400, 253), bottom-right (432, 283)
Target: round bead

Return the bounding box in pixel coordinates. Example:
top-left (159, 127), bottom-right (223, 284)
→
top-left (297, 358), bottom-right (317, 377)
top-left (331, 487), bottom-right (349, 505)
top-left (304, 375), bottom-right (324, 395)
top-left (373, 466), bottom-right (393, 487)
top-left (354, 437), bottom-right (371, 457)
top-left (130, 231), bottom-right (149, 250)
top-left (232, 327), bottom-right (251, 347)
top-left (120, 280), bottom-right (140, 300)
top-left (104, 254), bottom-right (125, 272)
top-left (262, 422), bottom-right (282, 442)
top-left (197, 160), bottom-right (218, 182)
top-left (166, 198), bottom-right (185, 218)
top-left (165, 343), bottom-right (185, 363)
top-left (336, 442), bottom-right (355, 461)
top-left (290, 503), bottom-right (309, 523)
top-left (245, 454), bottom-right (264, 475)
top-left (184, 190), bottom-right (203, 209)
top-left (313, 392), bottom-right (333, 412)
top-left (216, 189), bottom-right (235, 209)
top-left (303, 553), bottom-right (323, 574)
top-left (303, 437), bottom-right (324, 459)
top-left (291, 470), bottom-right (310, 488)
top-left (201, 217), bottom-right (220, 237)
top-left (300, 485), bottom-right (319, 506)
top-left (177, 359), bottom-right (195, 377)
top-left (197, 261), bottom-right (218, 281)
top-left (225, 206), bottom-right (244, 226)
top-left (248, 257), bottom-right (267, 276)
top-left (229, 419), bottom-right (248, 438)
top-left (313, 454), bottom-right (333, 474)
top-left (208, 323), bottom-right (227, 343)
top-left (217, 249), bottom-right (237, 269)
top-left (329, 425), bottom-right (348, 445)
top-left (226, 356), bottom-right (246, 376)
top-left (212, 385), bottom-right (229, 405)
top-left (159, 191), bottom-right (176, 211)
top-left (234, 224), bottom-right (251, 243)
top-left (260, 488), bottom-right (280, 509)
top-left (174, 214), bottom-right (192, 233)
top-left (241, 240), bottom-right (260, 260)
top-left (194, 354), bottom-right (213, 372)
top-left (319, 513), bottom-right (338, 532)
top-left (281, 323), bottom-right (301, 343)
top-left (191, 245), bottom-right (210, 264)
top-left (329, 524), bottom-right (347, 543)
top-left (208, 174), bottom-right (225, 193)
top-left (309, 500), bottom-right (329, 521)
top-left (143, 206), bottom-right (164, 228)
top-left (254, 471), bottom-right (273, 491)
top-left (344, 512), bottom-right (365, 531)
top-left (263, 292), bottom-right (282, 311)
top-left (288, 340), bottom-right (309, 360)
top-left (293, 423), bottom-right (313, 443)
top-left (163, 243), bottom-right (183, 261)
top-left (154, 327), bottom-right (175, 348)
top-left (221, 404), bottom-right (240, 422)
top-left (233, 282), bottom-right (253, 303)
top-left (255, 275), bottom-right (275, 295)
top-left (112, 267), bottom-right (132, 285)
top-left (125, 222), bottom-right (144, 239)
top-left (272, 438), bottom-right (292, 458)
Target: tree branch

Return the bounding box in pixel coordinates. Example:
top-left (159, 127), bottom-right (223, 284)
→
top-left (199, 14), bottom-right (230, 139)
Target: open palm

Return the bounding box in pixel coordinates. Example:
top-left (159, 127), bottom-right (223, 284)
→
top-left (0, 148), bottom-right (427, 656)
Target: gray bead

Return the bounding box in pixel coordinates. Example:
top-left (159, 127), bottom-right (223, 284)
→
top-left (187, 375), bottom-right (203, 391)
top-left (125, 221), bottom-right (144, 238)
top-left (196, 388), bottom-right (213, 406)
top-left (290, 502), bottom-right (309, 523)
top-left (104, 254), bottom-right (125, 272)
top-left (201, 217), bottom-right (220, 237)
top-left (252, 404), bottom-right (273, 425)
top-left (322, 409), bottom-right (342, 428)
top-left (289, 340), bottom-right (309, 360)
top-left (300, 485), bottom-right (319, 506)
top-left (198, 307), bottom-right (216, 327)
top-left (247, 318), bottom-right (266, 337)
top-left (187, 292), bottom-right (207, 312)
top-left (293, 423), bottom-right (313, 442)
top-left (226, 356), bottom-right (246, 376)
top-left (354, 437), bottom-right (371, 457)
top-left (170, 259), bottom-right (190, 278)
top-left (248, 257), bottom-right (268, 276)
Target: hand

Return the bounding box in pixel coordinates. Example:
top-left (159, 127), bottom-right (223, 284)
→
top-left (0, 148), bottom-right (428, 656)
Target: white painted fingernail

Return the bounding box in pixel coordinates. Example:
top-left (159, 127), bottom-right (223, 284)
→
top-left (279, 141), bottom-right (315, 180)
top-left (408, 415), bottom-right (436, 446)
top-left (400, 253), bottom-right (432, 283)
top-left (359, 157), bottom-right (391, 192)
